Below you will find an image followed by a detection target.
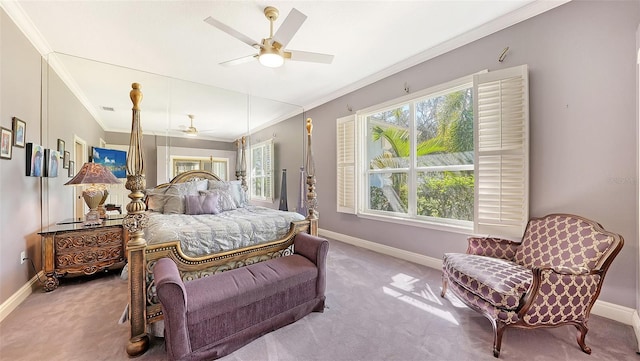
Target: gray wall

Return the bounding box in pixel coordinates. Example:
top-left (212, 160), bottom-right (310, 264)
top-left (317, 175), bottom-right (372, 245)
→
top-left (301, 0), bottom-right (639, 308)
top-left (0, 8), bottom-right (43, 304)
top-left (636, 22), bottom-right (640, 322)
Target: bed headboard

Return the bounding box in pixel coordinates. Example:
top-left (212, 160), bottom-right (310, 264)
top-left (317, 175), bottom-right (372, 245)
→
top-left (154, 170), bottom-right (222, 190)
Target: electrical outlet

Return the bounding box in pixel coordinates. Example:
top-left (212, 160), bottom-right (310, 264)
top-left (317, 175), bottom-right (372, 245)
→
top-left (20, 251), bottom-right (26, 264)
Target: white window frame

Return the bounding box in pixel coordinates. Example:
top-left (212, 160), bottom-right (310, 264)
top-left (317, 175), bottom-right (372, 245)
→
top-left (249, 138), bottom-right (274, 202)
top-left (337, 65), bottom-right (529, 238)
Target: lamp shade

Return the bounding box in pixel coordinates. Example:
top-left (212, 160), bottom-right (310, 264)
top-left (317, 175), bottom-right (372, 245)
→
top-left (65, 162), bottom-right (120, 186)
top-left (64, 162), bottom-right (120, 225)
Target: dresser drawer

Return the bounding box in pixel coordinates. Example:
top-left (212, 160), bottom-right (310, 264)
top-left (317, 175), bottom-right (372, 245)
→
top-left (54, 227), bottom-right (124, 274)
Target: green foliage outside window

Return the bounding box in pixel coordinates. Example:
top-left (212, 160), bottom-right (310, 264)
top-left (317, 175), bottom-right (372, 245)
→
top-left (367, 88), bottom-right (474, 222)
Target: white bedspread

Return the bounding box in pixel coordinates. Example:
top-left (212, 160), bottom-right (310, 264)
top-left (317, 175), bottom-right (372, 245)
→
top-left (145, 206), bottom-right (305, 257)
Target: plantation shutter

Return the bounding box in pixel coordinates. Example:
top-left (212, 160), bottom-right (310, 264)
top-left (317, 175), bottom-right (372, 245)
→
top-left (336, 115), bottom-right (356, 213)
top-left (473, 65), bottom-right (529, 239)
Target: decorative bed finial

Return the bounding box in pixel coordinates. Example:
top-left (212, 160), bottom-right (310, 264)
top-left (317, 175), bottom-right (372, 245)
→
top-left (130, 83), bottom-right (142, 110)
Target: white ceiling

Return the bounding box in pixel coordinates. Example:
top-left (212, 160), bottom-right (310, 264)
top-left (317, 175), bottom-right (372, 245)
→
top-left (2, 0), bottom-right (565, 141)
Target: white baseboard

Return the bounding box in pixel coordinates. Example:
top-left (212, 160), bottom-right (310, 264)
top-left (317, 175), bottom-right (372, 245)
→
top-left (0, 272), bottom-right (43, 323)
top-left (319, 228), bottom-right (443, 270)
top-left (319, 228), bottom-right (638, 328)
top-left (632, 310), bottom-right (640, 351)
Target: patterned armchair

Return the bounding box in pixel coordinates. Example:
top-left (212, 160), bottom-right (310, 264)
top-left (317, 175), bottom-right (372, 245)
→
top-left (441, 214), bottom-right (624, 358)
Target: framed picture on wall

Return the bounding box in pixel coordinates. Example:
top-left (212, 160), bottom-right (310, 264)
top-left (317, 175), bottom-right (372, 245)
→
top-left (12, 117), bottom-right (26, 148)
top-left (63, 151), bottom-right (70, 169)
top-left (68, 161), bottom-right (75, 177)
top-left (57, 139), bottom-right (65, 153)
top-left (1, 127), bottom-right (13, 159)
top-left (44, 149), bottom-right (60, 178)
top-left (25, 143), bottom-right (44, 176)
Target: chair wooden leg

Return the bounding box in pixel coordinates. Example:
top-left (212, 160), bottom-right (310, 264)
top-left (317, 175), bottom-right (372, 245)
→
top-left (441, 277), bottom-right (448, 297)
top-left (492, 320), bottom-right (507, 358)
top-left (575, 323), bottom-right (592, 354)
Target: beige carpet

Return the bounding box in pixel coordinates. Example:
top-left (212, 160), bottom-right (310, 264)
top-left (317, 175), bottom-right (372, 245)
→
top-left (0, 239), bottom-right (637, 361)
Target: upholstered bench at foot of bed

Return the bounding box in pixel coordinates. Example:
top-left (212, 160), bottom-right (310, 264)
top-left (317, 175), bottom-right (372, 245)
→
top-left (154, 232), bottom-right (329, 361)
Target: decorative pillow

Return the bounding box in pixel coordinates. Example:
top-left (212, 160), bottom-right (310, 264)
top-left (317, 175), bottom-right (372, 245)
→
top-left (184, 193), bottom-right (221, 215)
top-left (208, 180), bottom-right (247, 208)
top-left (199, 189), bottom-right (237, 212)
top-left (162, 195), bottom-right (184, 214)
top-left (193, 179), bottom-right (209, 193)
top-left (145, 189), bottom-right (167, 212)
top-left (162, 180), bottom-right (207, 214)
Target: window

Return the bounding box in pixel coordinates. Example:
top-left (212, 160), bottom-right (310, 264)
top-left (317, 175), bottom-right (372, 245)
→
top-left (337, 65), bottom-right (528, 238)
top-left (171, 156), bottom-right (228, 180)
top-left (249, 139), bottom-right (274, 201)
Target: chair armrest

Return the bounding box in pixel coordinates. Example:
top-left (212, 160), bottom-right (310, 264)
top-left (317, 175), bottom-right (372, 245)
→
top-left (466, 236), bottom-right (520, 261)
top-left (153, 258), bottom-right (191, 360)
top-left (518, 267), bottom-right (603, 325)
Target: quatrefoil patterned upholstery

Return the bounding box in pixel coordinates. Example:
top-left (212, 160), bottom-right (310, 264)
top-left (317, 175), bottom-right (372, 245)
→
top-left (442, 254), bottom-right (531, 310)
top-left (514, 214), bottom-right (614, 271)
top-left (441, 213), bottom-right (623, 358)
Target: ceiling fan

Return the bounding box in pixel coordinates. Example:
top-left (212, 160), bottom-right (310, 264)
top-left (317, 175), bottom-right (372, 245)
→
top-left (204, 6), bottom-right (334, 68)
top-left (178, 114), bottom-right (205, 137)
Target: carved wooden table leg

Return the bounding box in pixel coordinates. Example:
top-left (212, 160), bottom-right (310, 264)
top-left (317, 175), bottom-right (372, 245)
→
top-left (43, 271), bottom-right (64, 292)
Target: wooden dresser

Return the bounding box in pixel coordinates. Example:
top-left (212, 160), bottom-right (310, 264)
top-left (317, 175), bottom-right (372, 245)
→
top-left (38, 217), bottom-right (128, 291)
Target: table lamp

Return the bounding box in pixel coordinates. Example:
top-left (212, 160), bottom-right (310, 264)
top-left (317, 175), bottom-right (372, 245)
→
top-left (65, 162), bottom-right (120, 225)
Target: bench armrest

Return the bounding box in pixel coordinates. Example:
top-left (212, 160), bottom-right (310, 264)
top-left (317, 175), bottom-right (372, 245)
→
top-left (153, 258), bottom-right (191, 360)
top-left (294, 232), bottom-right (329, 266)
top-left (294, 232), bottom-right (329, 298)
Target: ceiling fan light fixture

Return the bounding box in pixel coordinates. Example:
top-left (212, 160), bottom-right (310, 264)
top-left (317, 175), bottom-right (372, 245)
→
top-left (259, 41), bottom-right (284, 68)
top-left (259, 52), bottom-right (284, 67)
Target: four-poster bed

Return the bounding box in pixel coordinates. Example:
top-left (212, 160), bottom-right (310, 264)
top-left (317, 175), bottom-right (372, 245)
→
top-left (122, 83), bottom-right (318, 356)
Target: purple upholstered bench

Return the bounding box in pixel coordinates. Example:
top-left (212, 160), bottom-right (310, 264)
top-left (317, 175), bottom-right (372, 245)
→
top-left (153, 232), bottom-right (329, 361)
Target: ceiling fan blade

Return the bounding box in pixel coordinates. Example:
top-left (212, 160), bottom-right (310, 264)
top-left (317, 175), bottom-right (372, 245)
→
top-left (286, 50), bottom-right (334, 64)
top-left (204, 16), bottom-right (259, 48)
top-left (272, 8), bottom-right (307, 48)
top-left (220, 54), bottom-right (258, 67)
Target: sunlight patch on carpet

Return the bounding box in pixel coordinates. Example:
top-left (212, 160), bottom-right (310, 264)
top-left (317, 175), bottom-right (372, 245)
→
top-left (383, 273), bottom-right (459, 325)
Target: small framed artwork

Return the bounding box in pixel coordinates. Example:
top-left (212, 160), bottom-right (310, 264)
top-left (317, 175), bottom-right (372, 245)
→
top-left (63, 150), bottom-right (70, 169)
top-left (1, 127), bottom-right (13, 159)
top-left (68, 161), bottom-right (75, 177)
top-left (44, 149), bottom-right (61, 178)
top-left (25, 143), bottom-right (44, 176)
top-left (57, 139), bottom-right (65, 153)
top-left (12, 117), bottom-right (26, 148)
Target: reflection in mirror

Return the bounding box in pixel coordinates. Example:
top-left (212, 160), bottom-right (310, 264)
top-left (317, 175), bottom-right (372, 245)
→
top-left (43, 52), bottom-right (305, 227)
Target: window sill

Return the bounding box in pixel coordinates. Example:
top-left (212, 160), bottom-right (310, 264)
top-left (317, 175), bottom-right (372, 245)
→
top-left (356, 212), bottom-right (473, 236)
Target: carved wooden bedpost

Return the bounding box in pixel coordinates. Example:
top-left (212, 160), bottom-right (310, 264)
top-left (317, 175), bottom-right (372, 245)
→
top-left (124, 83), bottom-right (150, 356)
top-left (305, 118), bottom-right (318, 235)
